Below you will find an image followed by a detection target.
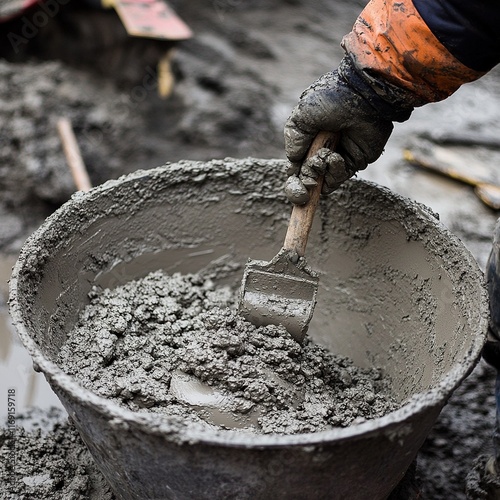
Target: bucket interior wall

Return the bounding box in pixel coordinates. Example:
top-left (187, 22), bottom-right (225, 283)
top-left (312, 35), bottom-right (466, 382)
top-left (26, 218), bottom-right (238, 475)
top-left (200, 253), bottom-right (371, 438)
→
top-left (17, 160), bottom-right (485, 404)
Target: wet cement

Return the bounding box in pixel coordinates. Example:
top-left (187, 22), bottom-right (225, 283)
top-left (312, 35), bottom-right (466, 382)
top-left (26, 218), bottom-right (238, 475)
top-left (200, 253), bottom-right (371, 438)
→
top-left (0, 408), bottom-right (115, 500)
top-left (466, 454), bottom-right (500, 498)
top-left (57, 269), bottom-right (398, 435)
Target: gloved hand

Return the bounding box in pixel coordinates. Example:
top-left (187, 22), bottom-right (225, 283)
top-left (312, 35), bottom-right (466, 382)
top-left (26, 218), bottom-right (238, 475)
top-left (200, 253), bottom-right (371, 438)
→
top-left (284, 55), bottom-right (414, 205)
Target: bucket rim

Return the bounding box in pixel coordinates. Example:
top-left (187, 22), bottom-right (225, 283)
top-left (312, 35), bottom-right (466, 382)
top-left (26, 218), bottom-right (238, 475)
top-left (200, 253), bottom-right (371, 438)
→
top-left (8, 159), bottom-right (489, 447)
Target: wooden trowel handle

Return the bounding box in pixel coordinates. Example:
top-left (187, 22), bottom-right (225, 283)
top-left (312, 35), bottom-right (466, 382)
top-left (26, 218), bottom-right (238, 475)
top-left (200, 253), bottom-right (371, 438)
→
top-left (283, 131), bottom-right (339, 256)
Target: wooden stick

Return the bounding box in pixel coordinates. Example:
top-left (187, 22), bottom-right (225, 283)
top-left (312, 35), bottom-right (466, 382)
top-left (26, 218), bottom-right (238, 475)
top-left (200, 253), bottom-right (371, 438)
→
top-left (57, 117), bottom-right (92, 192)
top-left (283, 131), bottom-right (339, 256)
top-left (158, 49), bottom-right (175, 99)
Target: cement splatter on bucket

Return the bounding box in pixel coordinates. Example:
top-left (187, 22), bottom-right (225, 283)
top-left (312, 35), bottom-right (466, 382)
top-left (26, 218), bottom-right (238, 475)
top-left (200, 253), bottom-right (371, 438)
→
top-left (9, 159), bottom-right (488, 499)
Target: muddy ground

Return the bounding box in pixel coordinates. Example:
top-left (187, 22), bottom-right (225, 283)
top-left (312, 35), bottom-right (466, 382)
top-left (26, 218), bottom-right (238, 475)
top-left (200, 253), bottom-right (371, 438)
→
top-left (2, 0), bottom-right (500, 498)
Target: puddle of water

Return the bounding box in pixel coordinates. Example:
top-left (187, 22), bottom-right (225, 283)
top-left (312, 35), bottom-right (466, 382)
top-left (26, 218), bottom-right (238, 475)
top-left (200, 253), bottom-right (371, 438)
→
top-left (0, 253), bottom-right (65, 424)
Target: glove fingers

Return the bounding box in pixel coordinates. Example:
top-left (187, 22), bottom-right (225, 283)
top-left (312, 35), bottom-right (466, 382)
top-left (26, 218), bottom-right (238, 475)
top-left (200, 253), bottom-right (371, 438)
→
top-left (323, 170), bottom-right (350, 194)
top-left (286, 160), bottom-right (301, 176)
top-left (339, 121), bottom-right (393, 173)
top-left (284, 114), bottom-right (317, 164)
top-left (300, 149), bottom-right (344, 177)
top-left (338, 135), bottom-right (368, 174)
top-left (300, 154), bottom-right (326, 179)
top-left (284, 175), bottom-right (310, 205)
top-left (284, 77), bottom-right (347, 163)
top-left (322, 152), bottom-right (349, 193)
top-left (286, 76), bottom-right (393, 155)
top-left (288, 150), bottom-right (348, 201)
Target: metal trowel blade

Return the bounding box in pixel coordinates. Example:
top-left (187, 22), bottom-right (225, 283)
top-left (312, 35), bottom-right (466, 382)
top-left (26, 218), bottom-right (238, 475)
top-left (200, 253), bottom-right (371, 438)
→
top-left (238, 249), bottom-right (319, 344)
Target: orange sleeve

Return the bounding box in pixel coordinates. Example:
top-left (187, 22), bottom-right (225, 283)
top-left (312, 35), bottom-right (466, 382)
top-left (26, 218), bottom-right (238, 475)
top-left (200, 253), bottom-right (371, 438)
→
top-left (342, 0), bottom-right (484, 103)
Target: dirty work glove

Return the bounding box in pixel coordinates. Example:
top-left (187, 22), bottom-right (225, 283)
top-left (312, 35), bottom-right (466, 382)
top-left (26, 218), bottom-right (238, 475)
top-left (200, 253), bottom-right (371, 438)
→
top-left (284, 55), bottom-right (414, 205)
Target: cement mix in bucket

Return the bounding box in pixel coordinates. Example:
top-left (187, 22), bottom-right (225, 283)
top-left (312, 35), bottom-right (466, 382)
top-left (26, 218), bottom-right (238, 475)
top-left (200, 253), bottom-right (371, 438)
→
top-left (57, 269), bottom-right (399, 434)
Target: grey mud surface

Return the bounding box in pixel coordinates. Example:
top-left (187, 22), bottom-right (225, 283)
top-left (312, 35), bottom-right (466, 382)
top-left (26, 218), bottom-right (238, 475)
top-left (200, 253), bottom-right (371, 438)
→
top-left (2, 0), bottom-right (500, 499)
top-left (57, 270), bottom-right (398, 435)
top-left (0, 408), bottom-right (115, 500)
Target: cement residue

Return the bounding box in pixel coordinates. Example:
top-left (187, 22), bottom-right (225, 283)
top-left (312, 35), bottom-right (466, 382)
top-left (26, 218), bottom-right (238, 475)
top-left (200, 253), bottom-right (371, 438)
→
top-left (57, 270), bottom-right (399, 434)
top-left (0, 6), bottom-right (280, 255)
top-left (415, 360), bottom-right (498, 500)
top-left (465, 454), bottom-right (500, 499)
top-left (0, 59), bottom-right (142, 254)
top-left (0, 409), bottom-right (115, 500)
top-left (0, 60), bottom-right (138, 207)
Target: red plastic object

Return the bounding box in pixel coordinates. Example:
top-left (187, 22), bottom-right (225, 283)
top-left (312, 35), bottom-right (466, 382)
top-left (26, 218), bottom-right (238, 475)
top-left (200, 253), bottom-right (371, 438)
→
top-left (0, 0), bottom-right (40, 22)
top-left (114, 0), bottom-right (192, 40)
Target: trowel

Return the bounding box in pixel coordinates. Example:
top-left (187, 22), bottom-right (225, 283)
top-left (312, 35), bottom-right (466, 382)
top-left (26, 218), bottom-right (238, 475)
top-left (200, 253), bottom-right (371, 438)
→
top-left (239, 132), bottom-right (338, 343)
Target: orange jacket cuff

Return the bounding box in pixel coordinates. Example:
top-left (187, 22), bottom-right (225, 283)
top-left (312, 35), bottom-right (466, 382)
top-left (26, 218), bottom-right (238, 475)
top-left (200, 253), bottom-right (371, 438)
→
top-left (342, 0), bottom-right (484, 104)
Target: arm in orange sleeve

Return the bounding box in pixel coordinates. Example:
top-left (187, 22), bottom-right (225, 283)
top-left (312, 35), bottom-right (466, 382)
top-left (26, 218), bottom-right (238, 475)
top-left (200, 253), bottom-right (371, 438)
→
top-left (342, 0), bottom-right (487, 107)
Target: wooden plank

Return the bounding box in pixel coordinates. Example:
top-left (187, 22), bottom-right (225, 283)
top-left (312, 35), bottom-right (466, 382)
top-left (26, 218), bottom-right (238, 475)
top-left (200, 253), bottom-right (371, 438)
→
top-left (404, 139), bottom-right (500, 210)
top-left (57, 118), bottom-right (92, 193)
